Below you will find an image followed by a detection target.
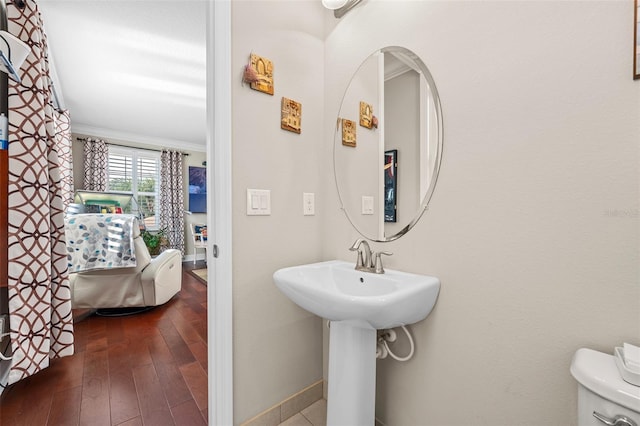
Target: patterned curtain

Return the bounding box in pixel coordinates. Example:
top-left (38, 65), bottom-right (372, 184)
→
top-left (159, 150), bottom-right (185, 253)
top-left (53, 109), bottom-right (73, 208)
top-left (82, 137), bottom-right (107, 191)
top-left (5, 0), bottom-right (74, 386)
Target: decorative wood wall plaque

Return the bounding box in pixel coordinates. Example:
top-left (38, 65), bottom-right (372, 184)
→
top-left (249, 53), bottom-right (274, 95)
top-left (359, 101), bottom-right (373, 129)
top-left (281, 97), bottom-right (302, 134)
top-left (342, 119), bottom-right (356, 147)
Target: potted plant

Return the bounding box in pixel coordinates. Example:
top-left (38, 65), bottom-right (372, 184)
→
top-left (141, 228), bottom-right (169, 256)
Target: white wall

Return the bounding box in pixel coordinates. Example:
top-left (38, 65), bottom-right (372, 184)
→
top-left (324, 1), bottom-right (639, 425)
top-left (231, 1), bottom-right (326, 423)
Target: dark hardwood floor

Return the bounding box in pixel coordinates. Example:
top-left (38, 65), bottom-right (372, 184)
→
top-left (0, 264), bottom-right (208, 426)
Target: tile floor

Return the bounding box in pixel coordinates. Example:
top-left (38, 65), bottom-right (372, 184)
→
top-left (278, 399), bottom-right (326, 426)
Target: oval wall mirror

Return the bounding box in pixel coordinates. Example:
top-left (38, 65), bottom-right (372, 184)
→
top-left (333, 46), bottom-right (443, 242)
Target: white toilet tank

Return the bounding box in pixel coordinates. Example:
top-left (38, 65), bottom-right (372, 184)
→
top-left (571, 348), bottom-right (640, 426)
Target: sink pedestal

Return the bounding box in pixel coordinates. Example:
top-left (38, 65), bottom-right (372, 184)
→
top-left (273, 260), bottom-right (441, 424)
top-left (327, 321), bottom-right (377, 425)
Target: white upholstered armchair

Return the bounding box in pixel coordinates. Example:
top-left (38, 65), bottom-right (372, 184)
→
top-left (66, 214), bottom-right (182, 309)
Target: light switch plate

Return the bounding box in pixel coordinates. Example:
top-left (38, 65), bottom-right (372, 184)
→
top-left (303, 193), bottom-right (315, 216)
top-left (247, 189), bottom-right (271, 216)
top-left (362, 196), bottom-right (374, 215)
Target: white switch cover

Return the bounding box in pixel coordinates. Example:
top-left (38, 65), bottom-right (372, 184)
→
top-left (247, 189), bottom-right (271, 216)
top-left (303, 192), bottom-right (315, 216)
top-left (362, 196), bottom-right (374, 215)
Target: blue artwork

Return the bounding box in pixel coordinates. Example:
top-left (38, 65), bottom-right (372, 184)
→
top-left (384, 150), bottom-right (397, 222)
top-left (189, 166), bottom-right (206, 213)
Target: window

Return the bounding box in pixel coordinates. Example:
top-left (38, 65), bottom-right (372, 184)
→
top-left (107, 146), bottom-right (161, 229)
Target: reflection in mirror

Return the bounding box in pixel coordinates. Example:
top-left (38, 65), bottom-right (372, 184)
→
top-left (384, 149), bottom-right (397, 223)
top-left (333, 46), bottom-right (443, 242)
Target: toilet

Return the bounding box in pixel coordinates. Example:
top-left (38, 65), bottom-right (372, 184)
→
top-left (571, 348), bottom-right (640, 425)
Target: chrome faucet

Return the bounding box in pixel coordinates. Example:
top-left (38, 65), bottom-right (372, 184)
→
top-left (349, 239), bottom-right (392, 274)
top-left (373, 251), bottom-right (392, 274)
top-left (349, 239), bottom-right (372, 271)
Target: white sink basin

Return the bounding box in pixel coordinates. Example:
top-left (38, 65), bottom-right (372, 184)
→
top-left (273, 260), bottom-right (440, 329)
top-left (274, 259), bottom-right (440, 424)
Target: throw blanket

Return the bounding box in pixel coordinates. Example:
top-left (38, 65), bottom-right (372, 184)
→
top-left (65, 214), bottom-right (138, 272)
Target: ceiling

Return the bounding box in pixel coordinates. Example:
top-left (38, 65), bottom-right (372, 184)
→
top-left (37, 0), bottom-right (207, 152)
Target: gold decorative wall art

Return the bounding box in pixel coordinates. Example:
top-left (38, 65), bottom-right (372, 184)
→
top-left (359, 101), bottom-right (373, 129)
top-left (342, 119), bottom-right (356, 147)
top-left (249, 53), bottom-right (274, 95)
top-left (281, 97), bottom-right (302, 134)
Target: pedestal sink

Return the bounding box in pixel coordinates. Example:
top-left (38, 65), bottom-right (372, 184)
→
top-left (273, 260), bottom-right (440, 425)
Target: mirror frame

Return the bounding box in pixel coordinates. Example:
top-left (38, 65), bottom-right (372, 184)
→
top-left (333, 46), bottom-right (444, 242)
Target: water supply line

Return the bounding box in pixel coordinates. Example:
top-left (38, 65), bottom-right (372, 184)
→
top-left (326, 321), bottom-right (416, 362)
top-left (377, 325), bottom-right (415, 362)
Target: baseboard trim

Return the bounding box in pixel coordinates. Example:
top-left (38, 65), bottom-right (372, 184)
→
top-left (240, 380), bottom-right (323, 426)
top-left (182, 254), bottom-right (207, 263)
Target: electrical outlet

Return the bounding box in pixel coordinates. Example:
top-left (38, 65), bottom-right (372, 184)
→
top-left (303, 192), bottom-right (315, 216)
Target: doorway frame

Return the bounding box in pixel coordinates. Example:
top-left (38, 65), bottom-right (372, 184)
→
top-left (207, 1), bottom-right (233, 424)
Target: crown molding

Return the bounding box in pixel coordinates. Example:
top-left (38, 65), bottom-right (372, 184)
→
top-left (72, 123), bottom-right (206, 153)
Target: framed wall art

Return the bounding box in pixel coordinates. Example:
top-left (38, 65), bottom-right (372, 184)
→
top-left (359, 101), bottom-right (373, 129)
top-left (281, 97), bottom-right (302, 134)
top-left (342, 118), bottom-right (356, 147)
top-left (188, 166), bottom-right (207, 213)
top-left (249, 53), bottom-right (274, 95)
top-left (384, 149), bottom-right (397, 223)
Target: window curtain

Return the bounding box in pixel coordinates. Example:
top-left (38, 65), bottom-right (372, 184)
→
top-left (53, 109), bottom-right (73, 208)
top-left (159, 150), bottom-right (185, 253)
top-left (82, 137), bottom-right (108, 191)
top-left (5, 0), bottom-right (74, 386)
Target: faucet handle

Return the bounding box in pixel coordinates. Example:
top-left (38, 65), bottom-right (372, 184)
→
top-left (349, 238), bottom-right (365, 251)
top-left (349, 240), bottom-right (363, 268)
top-left (373, 251), bottom-right (393, 274)
top-left (354, 250), bottom-right (365, 268)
